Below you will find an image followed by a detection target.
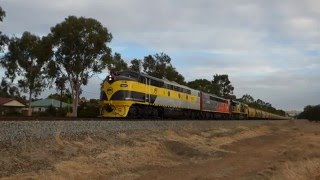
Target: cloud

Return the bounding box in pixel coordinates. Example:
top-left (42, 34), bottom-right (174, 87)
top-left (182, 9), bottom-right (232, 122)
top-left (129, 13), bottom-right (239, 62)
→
top-left (1, 0), bottom-right (320, 110)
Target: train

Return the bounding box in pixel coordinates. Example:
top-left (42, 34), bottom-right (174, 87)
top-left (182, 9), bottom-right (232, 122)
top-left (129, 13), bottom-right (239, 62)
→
top-left (100, 70), bottom-right (289, 120)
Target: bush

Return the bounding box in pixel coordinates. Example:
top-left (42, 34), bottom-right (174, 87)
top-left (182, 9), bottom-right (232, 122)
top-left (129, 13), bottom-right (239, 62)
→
top-left (36, 106), bottom-right (68, 117)
top-left (4, 110), bottom-right (22, 117)
top-left (298, 105), bottom-right (320, 121)
top-left (77, 104), bottom-right (100, 118)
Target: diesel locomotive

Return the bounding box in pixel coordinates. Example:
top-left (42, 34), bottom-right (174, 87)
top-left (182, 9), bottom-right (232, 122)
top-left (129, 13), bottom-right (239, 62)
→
top-left (100, 71), bottom-right (288, 120)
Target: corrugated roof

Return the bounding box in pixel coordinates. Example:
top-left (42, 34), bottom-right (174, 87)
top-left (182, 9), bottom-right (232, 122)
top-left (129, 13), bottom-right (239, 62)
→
top-left (0, 97), bottom-right (14, 105)
top-left (30, 99), bottom-right (71, 108)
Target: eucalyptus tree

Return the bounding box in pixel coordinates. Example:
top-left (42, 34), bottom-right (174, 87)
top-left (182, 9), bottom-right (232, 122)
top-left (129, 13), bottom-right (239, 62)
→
top-left (187, 79), bottom-right (219, 94)
top-left (239, 94), bottom-right (255, 104)
top-left (0, 32), bottom-right (52, 116)
top-left (48, 16), bottom-right (112, 117)
top-left (142, 53), bottom-right (185, 84)
top-left (130, 59), bottom-right (142, 72)
top-left (0, 7), bottom-right (5, 21)
top-left (107, 52), bottom-right (128, 72)
top-left (0, 78), bottom-right (20, 97)
top-left (55, 75), bottom-right (68, 109)
top-left (212, 74), bottom-right (234, 98)
top-left (0, 6), bottom-right (8, 52)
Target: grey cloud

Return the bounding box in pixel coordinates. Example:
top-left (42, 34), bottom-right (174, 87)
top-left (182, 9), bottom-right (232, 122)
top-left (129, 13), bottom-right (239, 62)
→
top-left (1, 0), bottom-right (320, 110)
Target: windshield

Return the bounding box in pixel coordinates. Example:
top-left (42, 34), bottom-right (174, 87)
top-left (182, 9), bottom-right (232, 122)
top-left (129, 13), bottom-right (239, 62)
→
top-left (117, 71), bottom-right (140, 80)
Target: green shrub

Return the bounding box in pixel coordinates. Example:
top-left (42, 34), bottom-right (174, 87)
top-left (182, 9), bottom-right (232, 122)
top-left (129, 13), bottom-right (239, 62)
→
top-left (77, 104), bottom-right (100, 118)
top-left (36, 106), bottom-right (69, 117)
top-left (298, 105), bottom-right (320, 121)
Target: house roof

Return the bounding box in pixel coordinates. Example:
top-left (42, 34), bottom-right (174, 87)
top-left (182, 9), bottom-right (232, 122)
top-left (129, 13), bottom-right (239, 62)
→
top-left (0, 97), bottom-right (25, 107)
top-left (0, 97), bottom-right (14, 105)
top-left (30, 99), bottom-right (71, 108)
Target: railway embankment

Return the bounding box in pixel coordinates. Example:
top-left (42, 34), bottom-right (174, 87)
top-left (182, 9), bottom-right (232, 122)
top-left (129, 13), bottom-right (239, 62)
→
top-left (0, 120), bottom-right (289, 143)
top-left (1, 119), bottom-right (318, 179)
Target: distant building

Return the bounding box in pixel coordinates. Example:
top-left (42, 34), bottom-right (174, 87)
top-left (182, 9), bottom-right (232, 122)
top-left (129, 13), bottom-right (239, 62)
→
top-left (30, 99), bottom-right (71, 112)
top-left (0, 97), bottom-right (26, 116)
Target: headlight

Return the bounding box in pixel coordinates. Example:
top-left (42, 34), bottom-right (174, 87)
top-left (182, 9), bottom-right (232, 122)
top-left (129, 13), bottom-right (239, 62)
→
top-left (107, 75), bottom-right (114, 82)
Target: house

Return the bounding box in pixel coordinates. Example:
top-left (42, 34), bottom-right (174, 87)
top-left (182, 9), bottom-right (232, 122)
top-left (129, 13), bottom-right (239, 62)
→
top-left (0, 97), bottom-right (26, 116)
top-left (30, 99), bottom-right (71, 112)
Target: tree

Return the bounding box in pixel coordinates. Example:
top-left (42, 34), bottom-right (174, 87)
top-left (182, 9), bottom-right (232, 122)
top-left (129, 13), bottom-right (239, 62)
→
top-left (55, 75), bottom-right (68, 109)
top-left (107, 52), bottom-right (128, 72)
top-left (256, 99), bottom-right (266, 109)
top-left (165, 65), bottom-right (186, 85)
top-left (0, 32), bottom-right (52, 116)
top-left (0, 7), bottom-right (5, 21)
top-left (298, 105), bottom-right (320, 121)
top-left (187, 79), bottom-right (219, 94)
top-left (142, 53), bottom-right (185, 84)
top-left (130, 58), bottom-right (141, 72)
top-left (0, 78), bottom-right (10, 97)
top-left (78, 98), bottom-right (100, 118)
top-left (212, 74), bottom-right (234, 98)
top-left (0, 78), bottom-right (20, 97)
top-left (0, 6), bottom-right (8, 52)
top-left (238, 94), bottom-right (286, 116)
top-left (143, 55), bottom-right (156, 75)
top-left (239, 94), bottom-right (255, 104)
top-left (49, 16), bottom-right (112, 117)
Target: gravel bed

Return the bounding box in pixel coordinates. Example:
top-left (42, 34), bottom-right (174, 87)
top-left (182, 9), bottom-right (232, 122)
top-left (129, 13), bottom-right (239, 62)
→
top-left (0, 120), bottom-right (289, 143)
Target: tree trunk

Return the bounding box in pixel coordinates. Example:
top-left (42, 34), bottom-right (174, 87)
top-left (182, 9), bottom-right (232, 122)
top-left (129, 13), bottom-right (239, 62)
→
top-left (71, 85), bottom-right (79, 117)
top-left (28, 91), bottom-right (32, 116)
top-left (60, 88), bottom-right (63, 109)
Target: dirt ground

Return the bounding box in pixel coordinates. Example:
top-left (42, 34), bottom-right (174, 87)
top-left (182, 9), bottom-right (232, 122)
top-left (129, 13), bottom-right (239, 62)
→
top-left (0, 120), bottom-right (319, 180)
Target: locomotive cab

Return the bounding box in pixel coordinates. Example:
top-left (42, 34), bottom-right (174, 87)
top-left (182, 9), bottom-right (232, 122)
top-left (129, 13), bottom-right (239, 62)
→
top-left (230, 100), bottom-right (248, 119)
top-left (100, 71), bottom-right (143, 117)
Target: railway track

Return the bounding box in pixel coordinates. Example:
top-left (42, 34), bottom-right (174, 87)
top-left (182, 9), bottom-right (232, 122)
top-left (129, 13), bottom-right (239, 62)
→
top-left (0, 119), bottom-right (291, 144)
top-left (0, 116), bottom-right (288, 121)
top-left (0, 116), bottom-right (109, 121)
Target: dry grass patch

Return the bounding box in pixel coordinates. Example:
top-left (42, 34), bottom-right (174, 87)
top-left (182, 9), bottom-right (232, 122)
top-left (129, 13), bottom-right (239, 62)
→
top-left (271, 159), bottom-right (320, 180)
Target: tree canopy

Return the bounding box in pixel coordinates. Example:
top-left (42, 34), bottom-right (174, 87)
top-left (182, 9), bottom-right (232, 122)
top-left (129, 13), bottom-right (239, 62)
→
top-left (0, 7), bottom-right (5, 21)
top-left (48, 16), bottom-right (112, 117)
top-left (0, 32), bottom-right (52, 115)
top-left (239, 94), bottom-right (254, 104)
top-left (0, 6), bottom-right (8, 52)
top-left (188, 74), bottom-right (235, 99)
top-left (107, 52), bottom-right (129, 72)
top-left (187, 79), bottom-right (218, 94)
top-left (142, 53), bottom-right (185, 84)
top-left (0, 78), bottom-right (20, 98)
top-left (130, 58), bottom-right (142, 72)
top-left (238, 94), bottom-right (285, 116)
top-left (298, 105), bottom-right (320, 121)
top-left (212, 74), bottom-right (234, 98)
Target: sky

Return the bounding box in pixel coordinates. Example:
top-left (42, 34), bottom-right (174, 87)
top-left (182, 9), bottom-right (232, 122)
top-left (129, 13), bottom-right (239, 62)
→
top-left (1, 0), bottom-right (320, 111)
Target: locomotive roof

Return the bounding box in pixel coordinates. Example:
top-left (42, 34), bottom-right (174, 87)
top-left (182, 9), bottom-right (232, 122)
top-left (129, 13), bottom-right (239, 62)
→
top-left (117, 70), bottom-right (201, 93)
top-left (202, 91), bottom-right (227, 100)
top-left (139, 72), bottom-right (193, 90)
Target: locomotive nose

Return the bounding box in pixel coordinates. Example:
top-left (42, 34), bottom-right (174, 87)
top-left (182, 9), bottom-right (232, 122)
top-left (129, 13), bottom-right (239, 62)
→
top-left (105, 104), bottom-right (114, 112)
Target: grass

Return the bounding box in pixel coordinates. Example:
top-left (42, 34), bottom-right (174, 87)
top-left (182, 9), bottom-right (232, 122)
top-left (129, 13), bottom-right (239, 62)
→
top-left (272, 159), bottom-right (320, 180)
